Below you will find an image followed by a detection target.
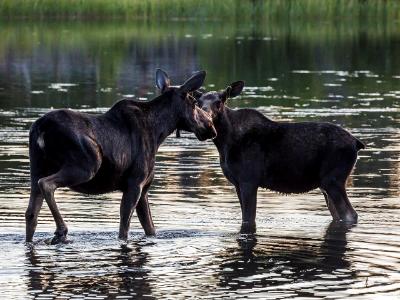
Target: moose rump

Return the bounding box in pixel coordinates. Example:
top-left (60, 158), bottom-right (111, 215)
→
top-left (29, 109), bottom-right (128, 195)
top-left (256, 121), bottom-right (364, 194)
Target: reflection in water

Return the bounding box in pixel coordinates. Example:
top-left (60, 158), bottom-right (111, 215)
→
top-left (25, 239), bottom-right (155, 299)
top-left (216, 222), bottom-right (355, 296)
top-left (0, 17), bottom-right (399, 299)
top-left (116, 244), bottom-right (154, 298)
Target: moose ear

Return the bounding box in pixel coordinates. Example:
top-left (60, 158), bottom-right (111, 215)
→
top-left (156, 68), bottom-right (170, 92)
top-left (191, 88), bottom-right (205, 100)
top-left (220, 81), bottom-right (245, 102)
top-left (180, 71), bottom-right (206, 93)
top-left (227, 81), bottom-right (244, 98)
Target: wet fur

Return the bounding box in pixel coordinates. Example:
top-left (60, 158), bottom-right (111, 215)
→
top-left (25, 70), bottom-right (216, 243)
top-left (214, 108), bottom-right (363, 193)
top-left (197, 82), bottom-right (364, 233)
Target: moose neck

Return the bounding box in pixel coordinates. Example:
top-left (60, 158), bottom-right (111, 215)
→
top-left (212, 107), bottom-right (234, 151)
top-left (146, 95), bottom-right (180, 149)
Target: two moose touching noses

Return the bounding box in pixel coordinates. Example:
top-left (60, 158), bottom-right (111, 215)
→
top-left (25, 69), bottom-right (364, 244)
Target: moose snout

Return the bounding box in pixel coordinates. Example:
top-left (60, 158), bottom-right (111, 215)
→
top-left (201, 106), bottom-right (211, 114)
top-left (203, 111), bottom-right (217, 139)
top-left (208, 121), bottom-right (217, 139)
top-left (198, 114), bottom-right (217, 141)
top-left (198, 120), bottom-right (217, 141)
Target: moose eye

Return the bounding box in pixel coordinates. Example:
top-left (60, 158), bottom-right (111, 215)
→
top-left (215, 100), bottom-right (222, 109)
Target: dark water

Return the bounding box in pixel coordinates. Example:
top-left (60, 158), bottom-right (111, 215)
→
top-left (0, 20), bottom-right (399, 299)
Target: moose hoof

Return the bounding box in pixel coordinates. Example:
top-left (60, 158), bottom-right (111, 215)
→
top-left (51, 227), bottom-right (68, 244)
top-left (240, 222), bottom-right (256, 234)
top-left (334, 211), bottom-right (358, 224)
top-left (118, 234), bottom-right (128, 242)
top-left (50, 234), bottom-right (67, 245)
top-left (340, 214), bottom-right (358, 224)
top-left (144, 227), bottom-right (156, 236)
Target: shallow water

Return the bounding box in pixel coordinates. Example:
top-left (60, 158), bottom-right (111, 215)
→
top-left (0, 20), bottom-right (399, 299)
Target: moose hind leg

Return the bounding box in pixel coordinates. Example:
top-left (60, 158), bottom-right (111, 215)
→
top-left (25, 183), bottom-right (44, 242)
top-left (38, 165), bottom-right (97, 244)
top-left (321, 182), bottom-right (358, 223)
top-left (136, 182), bottom-right (155, 236)
top-left (119, 183), bottom-right (143, 241)
top-left (321, 148), bottom-right (358, 223)
top-left (136, 193), bottom-right (155, 236)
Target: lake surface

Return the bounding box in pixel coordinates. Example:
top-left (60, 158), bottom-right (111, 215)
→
top-left (0, 19), bottom-right (399, 299)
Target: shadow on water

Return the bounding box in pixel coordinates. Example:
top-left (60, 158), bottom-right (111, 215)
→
top-left (216, 222), bottom-right (355, 295)
top-left (25, 241), bottom-right (155, 299)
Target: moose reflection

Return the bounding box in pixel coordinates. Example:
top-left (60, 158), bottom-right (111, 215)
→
top-left (25, 240), bottom-right (155, 299)
top-left (215, 222), bottom-right (356, 293)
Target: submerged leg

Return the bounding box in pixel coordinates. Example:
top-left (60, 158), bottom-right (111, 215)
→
top-left (119, 183), bottom-right (143, 241)
top-left (25, 182), bottom-right (44, 242)
top-left (239, 183), bottom-right (258, 234)
top-left (38, 165), bottom-right (97, 244)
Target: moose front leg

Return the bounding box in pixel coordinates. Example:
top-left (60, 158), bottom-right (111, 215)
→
top-left (239, 183), bottom-right (258, 234)
top-left (234, 184), bottom-right (243, 210)
top-left (119, 184), bottom-right (143, 241)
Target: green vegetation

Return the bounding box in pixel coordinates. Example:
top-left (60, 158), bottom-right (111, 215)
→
top-left (1, 18), bottom-right (399, 107)
top-left (0, 0), bottom-right (399, 20)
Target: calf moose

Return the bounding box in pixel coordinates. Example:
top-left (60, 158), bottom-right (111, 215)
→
top-left (197, 81), bottom-right (364, 234)
top-left (25, 69), bottom-right (216, 244)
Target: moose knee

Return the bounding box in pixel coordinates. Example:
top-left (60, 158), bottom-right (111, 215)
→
top-left (38, 178), bottom-right (51, 195)
top-left (320, 177), bottom-right (343, 191)
top-left (25, 208), bottom-right (35, 221)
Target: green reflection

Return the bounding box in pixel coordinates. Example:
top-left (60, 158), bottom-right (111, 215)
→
top-left (0, 18), bottom-right (399, 109)
top-left (1, 0), bottom-right (399, 21)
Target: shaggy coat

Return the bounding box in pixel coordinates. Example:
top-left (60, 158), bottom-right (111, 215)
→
top-left (25, 69), bottom-right (216, 243)
top-left (197, 81), bottom-right (364, 233)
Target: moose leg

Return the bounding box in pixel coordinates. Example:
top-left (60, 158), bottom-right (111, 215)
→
top-left (235, 185), bottom-right (243, 210)
top-left (239, 183), bottom-right (258, 234)
top-left (321, 148), bottom-right (358, 223)
top-left (321, 183), bottom-right (358, 223)
top-left (38, 166), bottom-right (97, 244)
top-left (136, 182), bottom-right (155, 236)
top-left (25, 182), bottom-right (44, 242)
top-left (119, 184), bottom-right (143, 241)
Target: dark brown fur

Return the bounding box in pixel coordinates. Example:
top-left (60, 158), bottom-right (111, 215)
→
top-left (197, 81), bottom-right (364, 233)
top-left (25, 69), bottom-right (217, 243)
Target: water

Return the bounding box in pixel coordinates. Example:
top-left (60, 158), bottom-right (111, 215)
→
top-left (0, 19), bottom-right (399, 299)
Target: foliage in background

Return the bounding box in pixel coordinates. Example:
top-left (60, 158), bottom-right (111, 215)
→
top-left (0, 18), bottom-right (399, 110)
top-left (0, 0), bottom-right (399, 21)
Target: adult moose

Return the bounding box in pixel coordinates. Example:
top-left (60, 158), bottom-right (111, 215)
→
top-left (25, 69), bottom-right (216, 244)
top-left (196, 81), bottom-right (364, 234)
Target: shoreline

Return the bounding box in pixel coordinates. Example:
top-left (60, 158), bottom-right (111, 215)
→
top-left (1, 0), bottom-right (399, 21)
